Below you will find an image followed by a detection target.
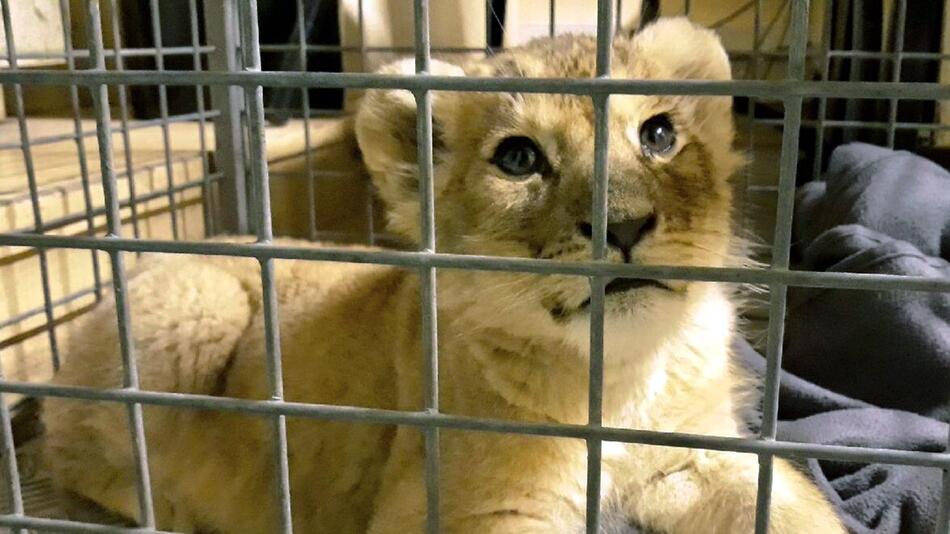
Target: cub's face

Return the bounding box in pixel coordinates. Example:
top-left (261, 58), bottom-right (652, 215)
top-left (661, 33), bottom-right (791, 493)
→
top-left (356, 18), bottom-right (745, 349)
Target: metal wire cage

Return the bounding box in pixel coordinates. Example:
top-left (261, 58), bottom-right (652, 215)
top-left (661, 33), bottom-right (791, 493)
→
top-left (0, 0), bottom-right (947, 533)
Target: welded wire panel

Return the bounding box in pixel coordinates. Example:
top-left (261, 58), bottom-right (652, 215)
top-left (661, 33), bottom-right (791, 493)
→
top-left (1, 68), bottom-right (947, 101)
top-left (236, 1), bottom-right (293, 531)
top-left (357, 0), bottom-right (377, 244)
top-left (188, 0), bottom-right (215, 237)
top-left (759, 117), bottom-right (950, 132)
top-left (0, 514), bottom-right (174, 534)
top-left (0, 110), bottom-right (220, 151)
top-left (202, 0), bottom-right (248, 235)
top-left (0, 374), bottom-right (946, 465)
top-left (0, 0), bottom-right (61, 372)
top-left (885, 0), bottom-right (907, 148)
top-left (412, 0), bottom-right (442, 532)
top-left (5, 46), bottom-right (215, 63)
top-left (0, 363), bottom-right (25, 534)
top-left (586, 1), bottom-right (615, 531)
top-left (148, 0), bottom-right (181, 239)
top-left (2, 231), bottom-right (948, 294)
top-left (295, 0), bottom-right (318, 241)
top-left (83, 0), bottom-right (156, 527)
top-left (753, 1), bottom-right (811, 532)
top-left (57, 0), bottom-right (104, 303)
top-left (938, 428), bottom-right (950, 533)
top-left (106, 0), bottom-right (143, 241)
top-left (0, 2), bottom-right (947, 533)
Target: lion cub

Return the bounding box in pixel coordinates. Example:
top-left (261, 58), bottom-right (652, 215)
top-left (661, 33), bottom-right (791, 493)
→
top-left (41, 17), bottom-right (844, 534)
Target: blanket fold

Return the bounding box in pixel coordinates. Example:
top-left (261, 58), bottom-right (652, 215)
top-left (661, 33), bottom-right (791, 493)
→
top-left (748, 142), bottom-right (949, 534)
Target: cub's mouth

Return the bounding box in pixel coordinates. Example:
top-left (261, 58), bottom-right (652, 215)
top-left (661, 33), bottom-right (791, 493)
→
top-left (549, 277), bottom-right (676, 320)
top-left (577, 277), bottom-right (674, 309)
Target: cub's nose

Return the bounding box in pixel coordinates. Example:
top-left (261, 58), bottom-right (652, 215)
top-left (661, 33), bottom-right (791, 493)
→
top-left (577, 213), bottom-right (656, 260)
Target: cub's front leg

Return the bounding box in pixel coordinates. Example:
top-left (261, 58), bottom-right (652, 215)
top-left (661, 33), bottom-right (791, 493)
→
top-left (368, 428), bottom-right (587, 534)
top-left (628, 449), bottom-right (845, 534)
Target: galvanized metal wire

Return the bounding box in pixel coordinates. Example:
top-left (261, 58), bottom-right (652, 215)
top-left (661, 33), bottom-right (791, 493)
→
top-left (0, 69), bottom-right (946, 100)
top-left (82, 0), bottom-right (156, 526)
top-left (0, 1), bottom-right (947, 532)
top-left (1, 0), bottom-right (61, 372)
top-left (236, 1), bottom-right (294, 531)
top-left (754, 2), bottom-right (810, 531)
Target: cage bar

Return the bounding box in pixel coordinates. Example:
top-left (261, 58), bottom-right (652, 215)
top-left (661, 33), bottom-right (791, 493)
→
top-left (0, 376), bottom-right (945, 469)
top-left (828, 49), bottom-right (950, 61)
top-left (0, 3), bottom-right (947, 533)
top-left (5, 46), bottom-right (214, 63)
top-left (0, 356), bottom-right (24, 533)
top-left (0, 110), bottom-right (221, 152)
top-left (37, 40), bottom-right (917, 62)
top-left (938, 427), bottom-right (950, 534)
top-left (0, 288), bottom-right (95, 332)
top-left (753, 1), bottom-right (810, 533)
top-left (743, 0), bottom-right (763, 234)
top-left (585, 1), bottom-right (615, 532)
top-left (228, 43), bottom-right (831, 59)
top-left (0, 0), bottom-right (61, 370)
top-left (585, 92), bottom-right (609, 534)
top-left (8, 173), bottom-right (218, 237)
top-left (357, 0), bottom-right (367, 70)
top-left (0, 514), bottom-right (177, 534)
top-left (106, 0), bottom-right (144, 241)
top-left (204, 0), bottom-right (248, 234)
top-left (53, 0), bottom-right (105, 306)
top-left (258, 44), bottom-right (514, 55)
top-left (3, 43), bottom-right (948, 63)
top-left (294, 0), bottom-right (318, 241)
top-left (147, 0), bottom-right (181, 239)
top-left (357, 0), bottom-right (377, 244)
top-left (484, 0), bottom-right (492, 53)
top-left (0, 336), bottom-right (25, 534)
top-left (885, 0), bottom-right (907, 148)
top-left (758, 117), bottom-right (950, 132)
top-left (83, 0), bottom-right (157, 526)
top-left (187, 0), bottom-right (215, 237)
top-left (3, 231), bottom-right (949, 294)
top-left (412, 0), bottom-right (442, 532)
top-left (813, 0), bottom-right (839, 181)
top-left (235, 1), bottom-right (294, 531)
top-left (1, 70), bottom-right (946, 101)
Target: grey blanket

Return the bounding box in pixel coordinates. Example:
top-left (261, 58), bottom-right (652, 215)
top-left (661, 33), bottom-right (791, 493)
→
top-left (742, 142), bottom-right (949, 534)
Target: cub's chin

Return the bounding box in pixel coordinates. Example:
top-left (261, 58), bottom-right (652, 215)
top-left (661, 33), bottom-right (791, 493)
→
top-left (559, 285), bottom-right (692, 357)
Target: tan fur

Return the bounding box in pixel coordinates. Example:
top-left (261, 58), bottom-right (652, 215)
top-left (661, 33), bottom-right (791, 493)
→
top-left (41, 18), bottom-right (844, 533)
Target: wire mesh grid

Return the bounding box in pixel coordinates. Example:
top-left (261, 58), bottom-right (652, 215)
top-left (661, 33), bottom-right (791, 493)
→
top-left (0, 0), bottom-right (946, 533)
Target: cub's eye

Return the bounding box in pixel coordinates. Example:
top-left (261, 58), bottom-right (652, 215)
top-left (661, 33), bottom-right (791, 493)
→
top-left (639, 114), bottom-right (677, 157)
top-left (490, 136), bottom-right (547, 178)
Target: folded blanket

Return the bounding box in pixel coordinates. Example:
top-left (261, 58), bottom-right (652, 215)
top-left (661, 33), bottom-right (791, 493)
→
top-left (755, 142), bottom-right (949, 534)
top-left (795, 143), bottom-right (950, 262)
top-left (789, 143), bottom-right (950, 421)
top-left (737, 339), bottom-right (947, 534)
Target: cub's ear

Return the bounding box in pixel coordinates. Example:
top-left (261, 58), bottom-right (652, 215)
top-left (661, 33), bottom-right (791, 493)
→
top-left (618, 0), bottom-right (660, 39)
top-left (354, 58), bottom-right (464, 242)
top-left (355, 58), bottom-right (465, 172)
top-left (628, 17), bottom-right (732, 81)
